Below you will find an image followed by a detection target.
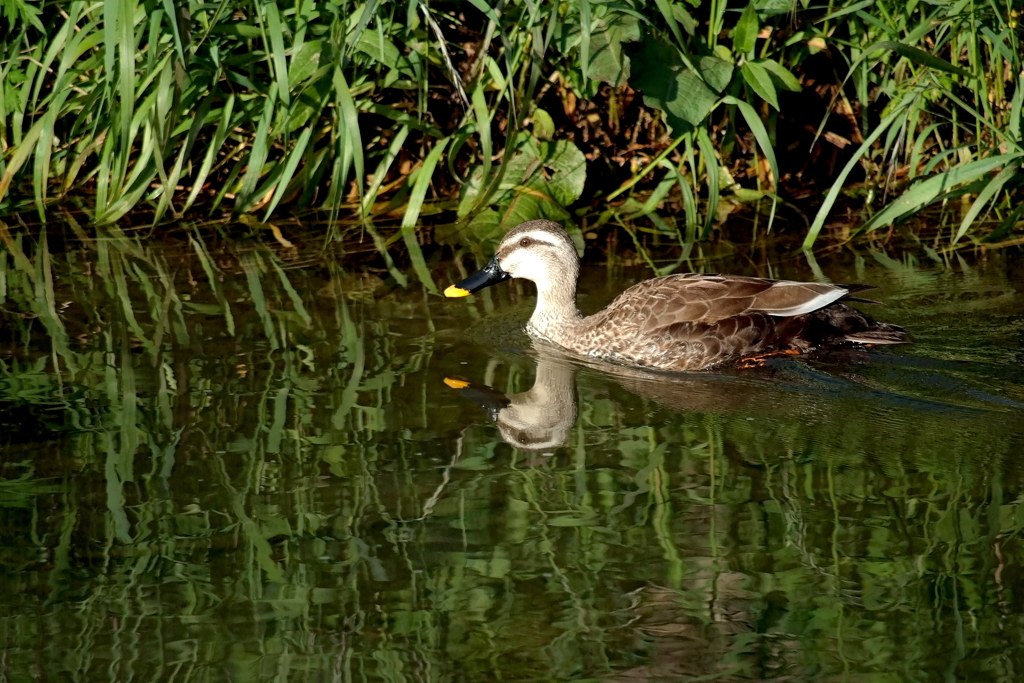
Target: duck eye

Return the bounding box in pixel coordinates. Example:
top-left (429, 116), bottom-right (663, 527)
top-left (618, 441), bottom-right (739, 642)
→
top-left (519, 237), bottom-right (531, 247)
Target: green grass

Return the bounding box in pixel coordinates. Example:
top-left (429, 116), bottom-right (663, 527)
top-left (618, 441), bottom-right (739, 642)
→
top-left (0, 0), bottom-right (1021, 250)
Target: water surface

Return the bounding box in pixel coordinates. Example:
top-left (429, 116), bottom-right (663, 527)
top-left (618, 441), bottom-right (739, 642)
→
top-left (2, 229), bottom-right (1024, 681)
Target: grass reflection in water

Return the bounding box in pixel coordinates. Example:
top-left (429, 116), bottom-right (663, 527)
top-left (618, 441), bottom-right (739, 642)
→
top-left (2, 226), bottom-right (1024, 681)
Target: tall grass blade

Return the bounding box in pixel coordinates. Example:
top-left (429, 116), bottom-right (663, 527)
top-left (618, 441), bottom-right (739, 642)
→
top-left (696, 129), bottom-right (719, 239)
top-left (362, 125), bottom-right (410, 215)
top-left (271, 259), bottom-right (313, 327)
top-left (862, 40), bottom-right (974, 79)
top-left (261, 2), bottom-right (290, 106)
top-left (860, 153), bottom-right (1023, 235)
top-left (653, 0), bottom-right (684, 46)
top-left (0, 118), bottom-right (45, 207)
top-left (263, 126), bottom-right (313, 220)
top-left (240, 252), bottom-right (279, 348)
top-left (579, 0), bottom-right (591, 84)
top-left (952, 162), bottom-right (1020, 244)
top-left (803, 101), bottom-right (911, 249)
top-left (401, 136), bottom-right (450, 293)
top-left (184, 96), bottom-right (237, 212)
top-left (468, 84), bottom-right (494, 215)
top-left (238, 85), bottom-right (278, 212)
top-left (328, 67), bottom-right (365, 220)
top-left (188, 234), bottom-right (235, 336)
top-left (723, 95), bottom-right (779, 229)
top-left (1011, 72), bottom-right (1024, 142)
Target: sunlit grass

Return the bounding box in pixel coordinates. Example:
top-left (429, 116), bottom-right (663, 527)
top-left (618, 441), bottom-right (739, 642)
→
top-left (0, 1), bottom-right (1020, 250)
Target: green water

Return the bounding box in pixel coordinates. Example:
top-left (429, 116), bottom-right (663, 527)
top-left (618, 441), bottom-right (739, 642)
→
top-left (2, 230), bottom-right (1024, 682)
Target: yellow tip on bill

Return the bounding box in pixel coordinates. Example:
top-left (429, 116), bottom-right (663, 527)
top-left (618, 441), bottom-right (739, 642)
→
top-left (444, 285), bottom-right (471, 298)
top-left (444, 377), bottom-right (471, 389)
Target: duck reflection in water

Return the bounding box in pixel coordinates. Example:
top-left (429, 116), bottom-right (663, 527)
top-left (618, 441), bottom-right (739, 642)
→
top-left (444, 344), bottom-right (829, 452)
top-left (445, 351), bottom-right (578, 453)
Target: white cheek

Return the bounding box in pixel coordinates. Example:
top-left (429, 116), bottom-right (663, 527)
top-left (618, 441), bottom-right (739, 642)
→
top-left (503, 252), bottom-right (546, 281)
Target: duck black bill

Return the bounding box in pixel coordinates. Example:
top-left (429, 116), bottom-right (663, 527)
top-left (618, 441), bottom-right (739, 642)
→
top-left (444, 256), bottom-right (510, 297)
top-left (444, 376), bottom-right (511, 420)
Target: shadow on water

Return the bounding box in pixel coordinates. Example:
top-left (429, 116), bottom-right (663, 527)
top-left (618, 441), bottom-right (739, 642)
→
top-left (2, 221), bottom-right (1024, 681)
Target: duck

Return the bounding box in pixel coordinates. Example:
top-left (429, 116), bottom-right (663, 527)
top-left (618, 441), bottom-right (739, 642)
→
top-left (444, 220), bottom-right (908, 371)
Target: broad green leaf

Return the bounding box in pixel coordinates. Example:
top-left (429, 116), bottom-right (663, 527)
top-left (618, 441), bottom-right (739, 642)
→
top-left (467, 193), bottom-right (570, 246)
top-left (732, 2), bottom-right (759, 55)
top-left (759, 58), bottom-right (801, 91)
top-left (505, 139), bottom-right (586, 205)
top-left (627, 35), bottom-right (679, 103)
top-left (537, 140), bottom-right (587, 206)
top-left (671, 4), bottom-right (696, 35)
top-left (670, 72), bottom-right (718, 126)
top-left (741, 61), bottom-right (779, 109)
top-left (289, 40), bottom-right (323, 85)
top-left (354, 32), bottom-right (411, 73)
top-left (698, 55), bottom-right (734, 93)
top-left (459, 135), bottom-right (585, 245)
top-left (756, 0), bottom-right (798, 17)
top-left (587, 11), bottom-right (641, 86)
top-left (532, 107), bottom-right (555, 140)
top-left (629, 38), bottom-right (717, 131)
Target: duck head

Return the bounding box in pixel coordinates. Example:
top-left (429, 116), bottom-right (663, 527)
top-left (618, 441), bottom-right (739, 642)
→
top-left (444, 220), bottom-right (580, 298)
top-left (444, 353), bottom-right (578, 452)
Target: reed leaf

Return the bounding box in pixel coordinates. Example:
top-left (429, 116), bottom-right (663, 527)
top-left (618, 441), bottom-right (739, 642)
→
top-left (803, 101), bottom-right (912, 249)
top-left (860, 153), bottom-right (1023, 235)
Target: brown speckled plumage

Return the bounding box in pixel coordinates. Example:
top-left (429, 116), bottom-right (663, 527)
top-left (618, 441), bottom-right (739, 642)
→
top-left (451, 220), bottom-right (908, 371)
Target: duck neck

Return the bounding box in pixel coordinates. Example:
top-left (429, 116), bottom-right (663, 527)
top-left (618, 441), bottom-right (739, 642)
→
top-left (526, 262), bottom-right (583, 346)
top-left (499, 356), bottom-right (578, 450)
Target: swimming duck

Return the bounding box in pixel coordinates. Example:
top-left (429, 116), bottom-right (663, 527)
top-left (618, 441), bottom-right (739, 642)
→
top-left (444, 220), bottom-right (907, 371)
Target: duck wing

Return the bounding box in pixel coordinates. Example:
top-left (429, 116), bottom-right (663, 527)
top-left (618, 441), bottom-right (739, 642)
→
top-left (618, 274), bottom-right (856, 334)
